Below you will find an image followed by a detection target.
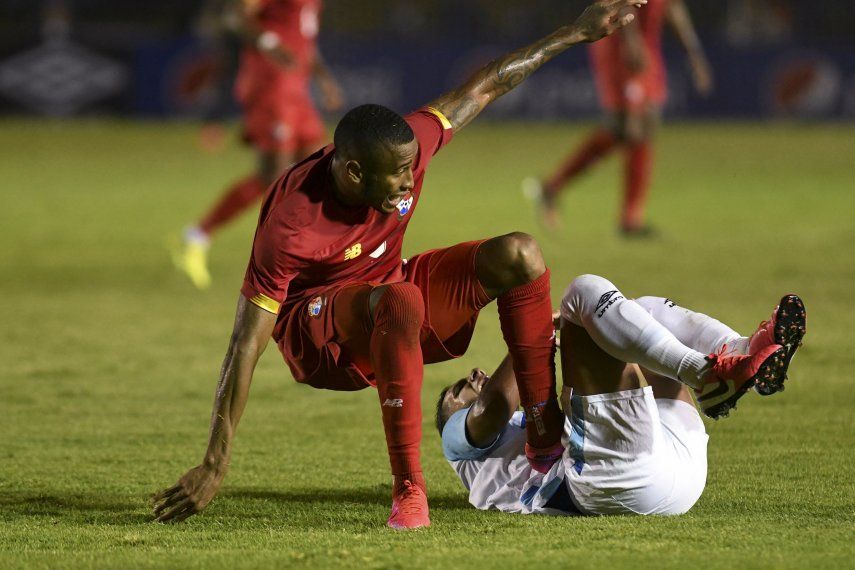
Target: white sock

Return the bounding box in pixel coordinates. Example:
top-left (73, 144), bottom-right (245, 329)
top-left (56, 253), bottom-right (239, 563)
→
top-left (634, 296), bottom-right (749, 355)
top-left (561, 275), bottom-right (711, 389)
top-left (183, 226), bottom-right (210, 247)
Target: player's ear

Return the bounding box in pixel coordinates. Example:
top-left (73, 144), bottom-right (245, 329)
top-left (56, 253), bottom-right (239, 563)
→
top-left (345, 159), bottom-right (363, 184)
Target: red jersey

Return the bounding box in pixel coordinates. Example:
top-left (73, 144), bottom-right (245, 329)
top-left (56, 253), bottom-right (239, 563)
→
top-left (588, 0), bottom-right (670, 109)
top-left (240, 107), bottom-right (454, 341)
top-left (235, 0), bottom-right (321, 103)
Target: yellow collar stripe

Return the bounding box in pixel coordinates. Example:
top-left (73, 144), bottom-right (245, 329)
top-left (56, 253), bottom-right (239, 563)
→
top-left (425, 106), bottom-right (452, 130)
top-left (248, 293), bottom-right (280, 314)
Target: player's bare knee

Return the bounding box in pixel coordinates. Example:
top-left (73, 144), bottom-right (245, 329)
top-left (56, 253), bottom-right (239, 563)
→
top-left (497, 232), bottom-right (546, 284)
top-left (370, 282), bottom-right (424, 333)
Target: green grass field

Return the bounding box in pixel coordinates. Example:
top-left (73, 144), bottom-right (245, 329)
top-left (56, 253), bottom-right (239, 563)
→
top-left (1, 119), bottom-right (853, 569)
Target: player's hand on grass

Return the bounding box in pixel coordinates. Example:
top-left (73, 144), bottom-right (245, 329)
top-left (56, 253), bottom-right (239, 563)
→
top-left (152, 464), bottom-right (225, 523)
top-left (573, 0), bottom-right (648, 43)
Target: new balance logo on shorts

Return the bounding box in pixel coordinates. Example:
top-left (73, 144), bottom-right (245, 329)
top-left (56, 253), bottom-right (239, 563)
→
top-left (595, 290), bottom-right (624, 318)
top-left (383, 398), bottom-right (404, 407)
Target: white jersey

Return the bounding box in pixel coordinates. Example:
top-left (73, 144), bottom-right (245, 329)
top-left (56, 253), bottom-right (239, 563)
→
top-left (442, 387), bottom-right (709, 516)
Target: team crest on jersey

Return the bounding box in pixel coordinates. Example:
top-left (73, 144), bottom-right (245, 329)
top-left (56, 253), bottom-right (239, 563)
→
top-left (307, 296), bottom-right (324, 318)
top-left (396, 193), bottom-right (414, 220)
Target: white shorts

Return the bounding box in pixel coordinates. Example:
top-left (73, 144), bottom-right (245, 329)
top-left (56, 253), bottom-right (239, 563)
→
top-left (563, 386), bottom-right (708, 516)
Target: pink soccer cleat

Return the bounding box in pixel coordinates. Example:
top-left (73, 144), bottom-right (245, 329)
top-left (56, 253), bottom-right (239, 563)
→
top-left (387, 480), bottom-right (430, 530)
top-left (695, 344), bottom-right (787, 420)
top-left (748, 294), bottom-right (806, 396)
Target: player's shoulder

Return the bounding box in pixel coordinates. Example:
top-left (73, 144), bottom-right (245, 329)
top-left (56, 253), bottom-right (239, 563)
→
top-left (442, 409), bottom-right (526, 462)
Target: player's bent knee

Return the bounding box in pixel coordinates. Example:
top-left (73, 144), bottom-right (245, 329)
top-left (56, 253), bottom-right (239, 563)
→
top-left (497, 232), bottom-right (546, 281)
top-left (562, 274), bottom-right (619, 324)
top-left (371, 282), bottom-right (425, 333)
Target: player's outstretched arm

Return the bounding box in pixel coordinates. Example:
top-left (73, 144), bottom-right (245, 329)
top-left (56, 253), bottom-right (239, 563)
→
top-left (427, 0), bottom-right (646, 133)
top-left (667, 0), bottom-right (713, 95)
top-left (152, 296), bottom-right (276, 523)
top-left (466, 355), bottom-right (521, 447)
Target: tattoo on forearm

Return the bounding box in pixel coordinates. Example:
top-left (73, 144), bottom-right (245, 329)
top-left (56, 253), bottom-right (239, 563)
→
top-left (433, 27), bottom-right (580, 130)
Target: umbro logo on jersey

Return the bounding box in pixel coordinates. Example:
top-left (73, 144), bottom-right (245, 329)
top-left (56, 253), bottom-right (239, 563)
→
top-left (595, 290), bottom-right (624, 318)
top-left (382, 398), bottom-right (404, 407)
top-left (344, 243), bottom-right (362, 261)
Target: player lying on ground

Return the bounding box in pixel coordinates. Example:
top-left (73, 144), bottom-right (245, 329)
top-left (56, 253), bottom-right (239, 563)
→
top-left (436, 274), bottom-right (805, 515)
top-left (153, 0), bottom-right (648, 529)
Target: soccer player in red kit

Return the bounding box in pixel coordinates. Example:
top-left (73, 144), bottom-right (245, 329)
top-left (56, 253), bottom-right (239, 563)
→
top-left (154, 0), bottom-right (646, 529)
top-left (527, 0), bottom-right (711, 235)
top-left (174, 0), bottom-right (343, 289)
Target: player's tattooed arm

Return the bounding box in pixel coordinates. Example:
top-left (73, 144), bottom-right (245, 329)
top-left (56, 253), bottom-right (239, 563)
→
top-left (428, 0), bottom-right (646, 132)
top-left (466, 355), bottom-right (521, 448)
top-left (667, 0), bottom-right (713, 95)
top-left (152, 296), bottom-right (276, 523)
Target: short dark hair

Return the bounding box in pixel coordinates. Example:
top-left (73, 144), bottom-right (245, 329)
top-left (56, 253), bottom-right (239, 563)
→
top-left (333, 104), bottom-right (415, 165)
top-left (434, 384), bottom-right (453, 436)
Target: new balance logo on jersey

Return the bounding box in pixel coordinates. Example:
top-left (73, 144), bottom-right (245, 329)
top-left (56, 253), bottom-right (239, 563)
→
top-left (595, 290), bottom-right (624, 318)
top-left (382, 398), bottom-right (404, 407)
top-left (344, 243), bottom-right (362, 261)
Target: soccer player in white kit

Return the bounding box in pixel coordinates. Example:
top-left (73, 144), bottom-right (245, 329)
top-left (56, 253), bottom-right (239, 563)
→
top-left (435, 274), bottom-right (806, 515)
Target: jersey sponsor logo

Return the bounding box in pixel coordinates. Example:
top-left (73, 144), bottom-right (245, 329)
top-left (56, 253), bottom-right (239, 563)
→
top-left (396, 193), bottom-right (414, 220)
top-left (595, 290), bottom-right (624, 318)
top-left (344, 243), bottom-right (362, 261)
top-left (369, 241), bottom-right (387, 259)
top-left (382, 398), bottom-right (404, 407)
top-left (307, 295), bottom-right (324, 318)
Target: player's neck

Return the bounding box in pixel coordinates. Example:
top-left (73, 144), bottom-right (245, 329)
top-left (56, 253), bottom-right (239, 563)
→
top-left (330, 155), bottom-right (365, 208)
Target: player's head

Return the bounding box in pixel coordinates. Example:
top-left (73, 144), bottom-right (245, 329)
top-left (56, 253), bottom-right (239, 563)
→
top-left (333, 104), bottom-right (417, 214)
top-left (434, 368), bottom-right (489, 435)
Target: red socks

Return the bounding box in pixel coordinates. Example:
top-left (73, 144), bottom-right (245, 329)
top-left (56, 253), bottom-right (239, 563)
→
top-left (496, 269), bottom-right (562, 449)
top-left (544, 129), bottom-right (617, 197)
top-left (622, 141), bottom-right (653, 230)
top-left (199, 175), bottom-right (267, 236)
top-left (370, 283), bottom-right (426, 494)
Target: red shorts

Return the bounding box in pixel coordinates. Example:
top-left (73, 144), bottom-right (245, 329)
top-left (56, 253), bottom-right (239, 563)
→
top-left (277, 240), bottom-right (491, 391)
top-left (589, 43), bottom-right (667, 112)
top-left (241, 92), bottom-right (325, 154)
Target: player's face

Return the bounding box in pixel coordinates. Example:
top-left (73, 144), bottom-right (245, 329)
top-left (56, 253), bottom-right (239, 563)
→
top-left (363, 139), bottom-right (418, 214)
top-left (443, 368), bottom-right (489, 418)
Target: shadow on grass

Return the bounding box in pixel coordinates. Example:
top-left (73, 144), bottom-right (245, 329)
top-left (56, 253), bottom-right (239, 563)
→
top-left (0, 491), bottom-right (149, 525)
top-left (226, 486), bottom-right (472, 512)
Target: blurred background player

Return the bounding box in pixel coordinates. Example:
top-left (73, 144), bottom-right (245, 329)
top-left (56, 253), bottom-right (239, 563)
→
top-left (525, 0), bottom-right (712, 235)
top-left (435, 276), bottom-right (806, 515)
top-left (174, 0), bottom-right (344, 289)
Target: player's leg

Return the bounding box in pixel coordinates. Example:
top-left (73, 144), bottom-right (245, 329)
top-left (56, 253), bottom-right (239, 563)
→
top-left (634, 296), bottom-right (749, 356)
top-left (527, 123), bottom-right (618, 229)
top-left (474, 233), bottom-right (564, 469)
top-left (559, 324), bottom-right (706, 515)
top-left (637, 294), bottom-right (806, 396)
top-left (331, 282), bottom-right (430, 529)
top-left (403, 235), bottom-right (562, 471)
top-left (561, 274), bottom-right (788, 419)
top-left (619, 104), bottom-right (658, 236)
